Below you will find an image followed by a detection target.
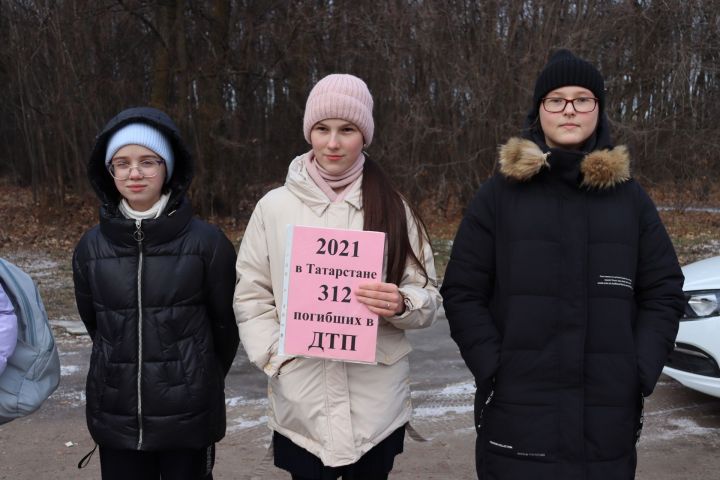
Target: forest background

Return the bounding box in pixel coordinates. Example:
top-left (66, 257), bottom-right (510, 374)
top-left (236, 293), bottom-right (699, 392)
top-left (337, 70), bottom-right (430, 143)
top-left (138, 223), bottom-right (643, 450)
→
top-left (0, 0), bottom-right (719, 266)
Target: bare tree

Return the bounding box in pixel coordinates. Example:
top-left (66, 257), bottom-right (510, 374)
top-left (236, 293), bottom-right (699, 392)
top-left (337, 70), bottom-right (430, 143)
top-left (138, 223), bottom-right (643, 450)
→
top-left (1, 0), bottom-right (718, 215)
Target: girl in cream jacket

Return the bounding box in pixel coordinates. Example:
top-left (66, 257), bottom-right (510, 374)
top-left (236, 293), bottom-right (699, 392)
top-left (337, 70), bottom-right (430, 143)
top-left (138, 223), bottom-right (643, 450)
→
top-left (234, 74), bottom-right (440, 480)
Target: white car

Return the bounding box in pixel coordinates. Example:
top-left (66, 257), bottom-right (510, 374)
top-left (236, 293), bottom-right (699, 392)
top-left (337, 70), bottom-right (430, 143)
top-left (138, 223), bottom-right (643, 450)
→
top-left (663, 255), bottom-right (720, 398)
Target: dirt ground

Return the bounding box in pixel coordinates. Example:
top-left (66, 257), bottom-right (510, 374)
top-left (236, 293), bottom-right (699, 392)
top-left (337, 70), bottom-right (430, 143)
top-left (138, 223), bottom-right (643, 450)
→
top-left (2, 312), bottom-right (720, 480)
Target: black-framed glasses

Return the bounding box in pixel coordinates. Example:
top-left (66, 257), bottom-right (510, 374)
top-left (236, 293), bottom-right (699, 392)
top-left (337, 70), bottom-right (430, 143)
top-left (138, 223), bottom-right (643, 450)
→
top-left (541, 97), bottom-right (598, 113)
top-left (109, 159), bottom-right (165, 180)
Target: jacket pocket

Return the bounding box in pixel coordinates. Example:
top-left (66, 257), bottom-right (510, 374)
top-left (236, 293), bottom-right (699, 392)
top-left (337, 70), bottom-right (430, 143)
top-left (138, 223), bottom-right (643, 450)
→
top-left (277, 356), bottom-right (303, 377)
top-left (636, 393), bottom-right (645, 445)
top-left (175, 336), bottom-right (202, 405)
top-left (484, 402), bottom-right (558, 462)
top-left (375, 331), bottom-right (411, 365)
top-left (475, 386), bottom-right (494, 434)
top-left (269, 358), bottom-right (325, 438)
top-left (89, 337), bottom-right (112, 411)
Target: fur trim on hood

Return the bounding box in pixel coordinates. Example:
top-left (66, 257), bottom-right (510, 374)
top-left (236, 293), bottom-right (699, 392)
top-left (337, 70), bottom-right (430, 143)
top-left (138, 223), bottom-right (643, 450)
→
top-left (498, 137), bottom-right (630, 189)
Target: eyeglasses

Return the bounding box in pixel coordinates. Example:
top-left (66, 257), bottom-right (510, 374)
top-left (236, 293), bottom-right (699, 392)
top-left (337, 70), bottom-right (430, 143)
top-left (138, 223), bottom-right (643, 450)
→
top-left (541, 97), bottom-right (598, 113)
top-left (109, 159), bottom-right (165, 180)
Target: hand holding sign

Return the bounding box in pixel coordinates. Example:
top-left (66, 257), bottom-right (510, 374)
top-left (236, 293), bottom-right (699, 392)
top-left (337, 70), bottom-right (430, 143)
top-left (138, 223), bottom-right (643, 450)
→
top-left (355, 282), bottom-right (404, 317)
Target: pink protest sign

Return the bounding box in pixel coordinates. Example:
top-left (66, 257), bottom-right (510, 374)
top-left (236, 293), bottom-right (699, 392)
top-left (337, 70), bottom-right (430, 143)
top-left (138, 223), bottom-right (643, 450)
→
top-left (279, 225), bottom-right (385, 363)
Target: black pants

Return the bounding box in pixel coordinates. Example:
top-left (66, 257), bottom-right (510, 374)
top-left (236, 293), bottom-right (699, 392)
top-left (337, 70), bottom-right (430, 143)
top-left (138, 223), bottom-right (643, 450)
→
top-left (291, 474), bottom-right (387, 480)
top-left (99, 445), bottom-right (215, 480)
top-left (291, 473), bottom-right (388, 480)
top-left (274, 426), bottom-right (405, 480)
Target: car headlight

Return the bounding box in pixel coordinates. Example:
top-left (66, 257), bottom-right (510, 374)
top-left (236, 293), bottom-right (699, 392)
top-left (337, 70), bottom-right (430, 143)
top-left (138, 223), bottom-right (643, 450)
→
top-left (684, 291), bottom-right (720, 320)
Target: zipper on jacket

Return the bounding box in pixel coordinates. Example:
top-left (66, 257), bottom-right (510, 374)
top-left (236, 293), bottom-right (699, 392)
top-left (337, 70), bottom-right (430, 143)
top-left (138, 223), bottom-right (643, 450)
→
top-left (477, 388), bottom-right (494, 430)
top-left (133, 219), bottom-right (145, 450)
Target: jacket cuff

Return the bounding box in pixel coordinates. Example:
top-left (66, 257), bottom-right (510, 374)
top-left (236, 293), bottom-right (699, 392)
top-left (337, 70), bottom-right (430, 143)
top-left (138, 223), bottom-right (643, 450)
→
top-left (394, 286), bottom-right (422, 319)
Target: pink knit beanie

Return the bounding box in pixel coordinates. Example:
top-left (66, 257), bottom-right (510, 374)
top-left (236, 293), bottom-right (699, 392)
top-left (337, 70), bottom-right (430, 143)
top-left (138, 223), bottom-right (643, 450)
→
top-left (303, 74), bottom-right (374, 146)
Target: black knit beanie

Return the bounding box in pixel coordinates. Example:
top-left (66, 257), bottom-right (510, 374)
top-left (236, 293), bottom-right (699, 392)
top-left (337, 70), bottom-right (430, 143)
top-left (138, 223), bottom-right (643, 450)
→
top-left (533, 49), bottom-right (605, 112)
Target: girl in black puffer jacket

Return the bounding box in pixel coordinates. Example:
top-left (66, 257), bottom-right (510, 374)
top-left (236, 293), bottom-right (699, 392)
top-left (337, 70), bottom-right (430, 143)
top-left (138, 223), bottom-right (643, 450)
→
top-left (442, 50), bottom-right (685, 480)
top-left (73, 107), bottom-right (239, 480)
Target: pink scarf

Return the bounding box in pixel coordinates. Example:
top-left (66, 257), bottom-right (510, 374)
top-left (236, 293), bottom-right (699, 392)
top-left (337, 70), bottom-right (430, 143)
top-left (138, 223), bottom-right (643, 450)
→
top-left (304, 152), bottom-right (365, 202)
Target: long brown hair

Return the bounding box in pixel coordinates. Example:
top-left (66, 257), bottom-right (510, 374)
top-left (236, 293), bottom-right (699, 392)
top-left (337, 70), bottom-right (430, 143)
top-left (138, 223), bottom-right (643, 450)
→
top-left (362, 157), bottom-right (430, 286)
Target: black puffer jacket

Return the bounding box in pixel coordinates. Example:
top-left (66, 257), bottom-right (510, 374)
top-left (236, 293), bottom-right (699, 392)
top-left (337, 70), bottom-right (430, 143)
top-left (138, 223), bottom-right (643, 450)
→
top-left (441, 137), bottom-right (685, 479)
top-left (72, 107), bottom-right (239, 451)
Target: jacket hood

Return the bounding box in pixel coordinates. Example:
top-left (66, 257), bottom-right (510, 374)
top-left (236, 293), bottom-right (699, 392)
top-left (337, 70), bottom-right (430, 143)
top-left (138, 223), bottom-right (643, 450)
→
top-left (498, 137), bottom-right (630, 189)
top-left (87, 107), bottom-right (193, 213)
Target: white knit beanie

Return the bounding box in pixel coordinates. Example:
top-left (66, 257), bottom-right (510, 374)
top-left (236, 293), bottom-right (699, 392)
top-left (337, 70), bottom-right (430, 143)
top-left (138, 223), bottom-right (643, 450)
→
top-left (303, 74), bottom-right (374, 146)
top-left (105, 123), bottom-right (174, 183)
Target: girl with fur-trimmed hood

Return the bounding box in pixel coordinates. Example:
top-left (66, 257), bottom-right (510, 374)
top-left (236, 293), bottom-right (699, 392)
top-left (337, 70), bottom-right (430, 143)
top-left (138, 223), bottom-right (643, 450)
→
top-left (441, 50), bottom-right (685, 479)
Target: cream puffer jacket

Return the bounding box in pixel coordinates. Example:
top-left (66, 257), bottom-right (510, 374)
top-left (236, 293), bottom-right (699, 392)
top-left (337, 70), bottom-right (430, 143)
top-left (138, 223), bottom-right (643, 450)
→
top-left (234, 153), bottom-right (440, 466)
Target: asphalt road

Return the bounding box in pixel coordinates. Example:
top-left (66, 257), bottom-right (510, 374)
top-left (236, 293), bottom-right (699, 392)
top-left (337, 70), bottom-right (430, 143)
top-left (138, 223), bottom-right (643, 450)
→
top-left (2, 314), bottom-right (719, 479)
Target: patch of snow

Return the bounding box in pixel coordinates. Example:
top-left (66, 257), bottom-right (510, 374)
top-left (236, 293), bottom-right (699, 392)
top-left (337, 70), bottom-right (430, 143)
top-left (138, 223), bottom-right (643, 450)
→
top-left (227, 415), bottom-right (268, 432)
top-left (436, 382), bottom-right (475, 396)
top-left (646, 417), bottom-right (718, 442)
top-left (413, 404), bottom-right (474, 418)
top-left (50, 389), bottom-right (86, 407)
top-left (412, 381), bottom-right (474, 418)
top-left (61, 365), bottom-right (81, 376)
top-left (225, 396), bottom-right (267, 408)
